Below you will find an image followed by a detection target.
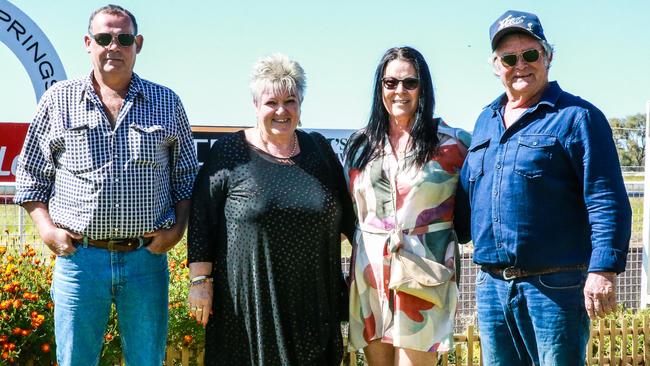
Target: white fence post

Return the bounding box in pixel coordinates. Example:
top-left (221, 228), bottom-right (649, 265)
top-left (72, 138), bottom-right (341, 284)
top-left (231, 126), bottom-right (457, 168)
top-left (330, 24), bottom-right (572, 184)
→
top-left (641, 101), bottom-right (650, 307)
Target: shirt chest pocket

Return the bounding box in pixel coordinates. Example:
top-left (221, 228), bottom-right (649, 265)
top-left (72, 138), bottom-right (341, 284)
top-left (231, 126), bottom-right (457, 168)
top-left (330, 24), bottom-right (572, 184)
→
top-left (466, 138), bottom-right (490, 182)
top-left (129, 123), bottom-right (169, 168)
top-left (514, 135), bottom-right (557, 179)
top-left (62, 122), bottom-right (108, 174)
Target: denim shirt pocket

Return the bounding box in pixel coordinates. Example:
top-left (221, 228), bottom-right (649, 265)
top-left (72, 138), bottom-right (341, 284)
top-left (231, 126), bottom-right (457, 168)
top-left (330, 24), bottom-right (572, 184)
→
top-left (514, 135), bottom-right (556, 179)
top-left (129, 123), bottom-right (168, 168)
top-left (466, 138), bottom-right (490, 182)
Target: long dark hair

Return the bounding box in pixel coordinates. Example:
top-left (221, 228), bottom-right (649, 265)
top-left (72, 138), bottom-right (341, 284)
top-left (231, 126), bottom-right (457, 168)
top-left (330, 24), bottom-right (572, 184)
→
top-left (345, 46), bottom-right (438, 170)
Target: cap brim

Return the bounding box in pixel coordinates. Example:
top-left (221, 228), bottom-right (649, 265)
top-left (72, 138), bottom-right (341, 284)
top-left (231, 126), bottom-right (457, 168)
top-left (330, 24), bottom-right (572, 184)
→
top-left (491, 28), bottom-right (542, 50)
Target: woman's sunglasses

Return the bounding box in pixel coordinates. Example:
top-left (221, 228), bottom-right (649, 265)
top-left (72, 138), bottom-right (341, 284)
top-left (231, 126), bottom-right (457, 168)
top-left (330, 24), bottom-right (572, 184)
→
top-left (90, 32), bottom-right (136, 47)
top-left (382, 77), bottom-right (419, 90)
top-left (499, 49), bottom-right (541, 68)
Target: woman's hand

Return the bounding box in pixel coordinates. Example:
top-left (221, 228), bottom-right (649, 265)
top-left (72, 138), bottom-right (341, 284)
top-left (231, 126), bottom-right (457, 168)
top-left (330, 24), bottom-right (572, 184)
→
top-left (188, 262), bottom-right (214, 327)
top-left (189, 281), bottom-right (213, 327)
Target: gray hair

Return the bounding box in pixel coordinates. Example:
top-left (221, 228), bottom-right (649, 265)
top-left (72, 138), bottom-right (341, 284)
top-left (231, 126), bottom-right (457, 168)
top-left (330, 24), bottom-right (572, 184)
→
top-left (88, 4), bottom-right (138, 35)
top-left (250, 53), bottom-right (306, 105)
top-left (490, 39), bottom-right (554, 72)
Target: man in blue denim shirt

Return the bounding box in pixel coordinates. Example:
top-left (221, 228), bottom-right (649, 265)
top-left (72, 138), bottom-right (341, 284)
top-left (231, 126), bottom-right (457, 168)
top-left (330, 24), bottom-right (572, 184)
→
top-left (456, 10), bottom-right (632, 365)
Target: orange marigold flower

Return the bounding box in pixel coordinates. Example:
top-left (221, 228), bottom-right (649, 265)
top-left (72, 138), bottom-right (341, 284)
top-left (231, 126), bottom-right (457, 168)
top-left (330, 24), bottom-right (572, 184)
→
top-left (104, 333), bottom-right (113, 341)
top-left (11, 300), bottom-right (21, 309)
top-left (20, 329), bottom-right (30, 337)
top-left (183, 335), bottom-right (193, 344)
top-left (41, 343), bottom-right (51, 353)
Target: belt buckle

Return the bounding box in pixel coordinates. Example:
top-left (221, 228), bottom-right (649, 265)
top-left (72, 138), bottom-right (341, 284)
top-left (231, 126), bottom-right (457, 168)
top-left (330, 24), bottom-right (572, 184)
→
top-left (502, 266), bottom-right (519, 280)
top-left (106, 239), bottom-right (122, 251)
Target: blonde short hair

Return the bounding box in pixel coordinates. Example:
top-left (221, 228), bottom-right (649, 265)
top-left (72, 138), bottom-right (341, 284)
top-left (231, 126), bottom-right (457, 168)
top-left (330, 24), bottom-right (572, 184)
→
top-left (250, 53), bottom-right (306, 105)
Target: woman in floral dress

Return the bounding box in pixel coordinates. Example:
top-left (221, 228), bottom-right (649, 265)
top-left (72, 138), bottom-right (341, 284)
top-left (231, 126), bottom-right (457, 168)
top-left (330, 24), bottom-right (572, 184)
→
top-left (344, 46), bottom-right (471, 365)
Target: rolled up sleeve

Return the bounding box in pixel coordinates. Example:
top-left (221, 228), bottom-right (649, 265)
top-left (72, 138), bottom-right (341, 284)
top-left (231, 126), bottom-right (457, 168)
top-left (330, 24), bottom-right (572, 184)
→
top-left (169, 98), bottom-right (198, 204)
top-left (14, 95), bottom-right (55, 205)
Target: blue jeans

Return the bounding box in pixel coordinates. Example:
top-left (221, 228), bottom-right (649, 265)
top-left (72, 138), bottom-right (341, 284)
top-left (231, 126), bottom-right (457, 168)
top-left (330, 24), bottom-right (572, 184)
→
top-left (475, 269), bottom-right (590, 366)
top-left (52, 244), bottom-right (169, 366)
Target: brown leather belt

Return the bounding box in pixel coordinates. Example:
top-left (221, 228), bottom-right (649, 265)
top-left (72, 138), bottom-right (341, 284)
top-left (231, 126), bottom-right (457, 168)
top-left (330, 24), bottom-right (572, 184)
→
top-left (82, 237), bottom-right (152, 252)
top-left (481, 264), bottom-right (588, 280)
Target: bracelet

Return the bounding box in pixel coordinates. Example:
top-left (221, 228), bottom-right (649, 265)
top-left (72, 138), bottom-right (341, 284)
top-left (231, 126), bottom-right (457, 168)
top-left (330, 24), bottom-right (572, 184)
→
top-left (189, 275), bottom-right (213, 286)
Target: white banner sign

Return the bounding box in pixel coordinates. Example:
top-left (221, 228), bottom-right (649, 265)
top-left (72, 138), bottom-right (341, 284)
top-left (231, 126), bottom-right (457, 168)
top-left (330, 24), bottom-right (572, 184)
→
top-left (0, 0), bottom-right (66, 102)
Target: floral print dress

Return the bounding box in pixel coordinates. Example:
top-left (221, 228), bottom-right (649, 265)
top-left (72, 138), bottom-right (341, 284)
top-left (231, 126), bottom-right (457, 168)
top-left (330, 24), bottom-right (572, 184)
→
top-left (345, 120), bottom-right (470, 352)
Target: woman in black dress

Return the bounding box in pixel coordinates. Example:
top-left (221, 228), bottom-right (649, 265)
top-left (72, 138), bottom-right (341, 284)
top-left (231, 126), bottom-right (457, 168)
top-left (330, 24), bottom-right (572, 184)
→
top-left (187, 53), bottom-right (356, 365)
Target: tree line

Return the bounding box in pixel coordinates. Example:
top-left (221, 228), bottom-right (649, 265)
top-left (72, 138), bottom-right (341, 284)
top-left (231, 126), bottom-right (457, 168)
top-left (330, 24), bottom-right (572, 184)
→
top-left (610, 113), bottom-right (645, 168)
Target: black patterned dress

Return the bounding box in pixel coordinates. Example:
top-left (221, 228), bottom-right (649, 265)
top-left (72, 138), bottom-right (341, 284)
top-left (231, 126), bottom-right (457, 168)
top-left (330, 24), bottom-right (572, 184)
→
top-left (188, 130), bottom-right (355, 366)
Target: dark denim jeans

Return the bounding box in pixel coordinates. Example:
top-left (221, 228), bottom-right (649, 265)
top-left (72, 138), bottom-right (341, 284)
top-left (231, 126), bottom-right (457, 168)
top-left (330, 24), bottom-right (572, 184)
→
top-left (51, 244), bottom-right (169, 366)
top-left (475, 269), bottom-right (590, 366)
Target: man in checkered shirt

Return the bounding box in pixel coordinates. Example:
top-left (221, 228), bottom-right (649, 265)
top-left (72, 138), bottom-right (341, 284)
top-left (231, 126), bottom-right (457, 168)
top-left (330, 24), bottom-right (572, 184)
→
top-left (14, 5), bottom-right (198, 365)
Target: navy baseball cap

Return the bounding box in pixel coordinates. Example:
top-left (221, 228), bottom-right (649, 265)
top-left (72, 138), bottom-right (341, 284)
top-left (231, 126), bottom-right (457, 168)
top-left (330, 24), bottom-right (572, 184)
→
top-left (490, 10), bottom-right (546, 50)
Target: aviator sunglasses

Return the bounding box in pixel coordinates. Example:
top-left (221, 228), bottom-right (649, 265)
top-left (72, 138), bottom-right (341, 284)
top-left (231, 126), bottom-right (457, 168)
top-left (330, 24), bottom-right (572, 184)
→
top-left (382, 77), bottom-right (420, 90)
top-left (499, 49), bottom-right (542, 68)
top-left (90, 32), bottom-right (136, 47)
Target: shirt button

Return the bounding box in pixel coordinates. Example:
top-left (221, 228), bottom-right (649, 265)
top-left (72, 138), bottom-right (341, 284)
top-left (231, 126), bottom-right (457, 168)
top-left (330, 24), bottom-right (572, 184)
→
top-left (497, 243), bottom-right (502, 248)
top-left (493, 190), bottom-right (498, 196)
top-left (494, 217), bottom-right (499, 222)
top-left (532, 141), bottom-right (538, 146)
top-left (114, 228), bottom-right (119, 232)
top-left (496, 163), bottom-right (502, 169)
top-left (115, 203), bottom-right (120, 208)
top-left (115, 178), bottom-right (119, 182)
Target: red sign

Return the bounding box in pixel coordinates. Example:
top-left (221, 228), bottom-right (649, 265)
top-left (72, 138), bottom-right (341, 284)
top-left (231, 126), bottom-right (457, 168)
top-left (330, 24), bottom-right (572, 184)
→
top-left (0, 122), bottom-right (29, 183)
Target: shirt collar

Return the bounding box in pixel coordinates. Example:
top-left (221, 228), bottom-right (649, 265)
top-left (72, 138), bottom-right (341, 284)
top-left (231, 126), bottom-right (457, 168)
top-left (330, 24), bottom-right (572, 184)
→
top-left (486, 81), bottom-right (562, 111)
top-left (79, 71), bottom-right (148, 103)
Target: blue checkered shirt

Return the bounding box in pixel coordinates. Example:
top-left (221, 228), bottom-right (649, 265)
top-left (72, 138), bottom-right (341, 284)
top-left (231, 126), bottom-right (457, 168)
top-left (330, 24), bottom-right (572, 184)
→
top-left (15, 72), bottom-right (198, 239)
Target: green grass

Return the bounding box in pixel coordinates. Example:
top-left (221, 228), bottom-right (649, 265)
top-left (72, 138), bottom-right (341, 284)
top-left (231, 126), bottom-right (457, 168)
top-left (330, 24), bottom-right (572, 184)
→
top-left (624, 175), bottom-right (645, 182)
top-left (630, 197), bottom-right (643, 236)
top-left (0, 204), bottom-right (39, 238)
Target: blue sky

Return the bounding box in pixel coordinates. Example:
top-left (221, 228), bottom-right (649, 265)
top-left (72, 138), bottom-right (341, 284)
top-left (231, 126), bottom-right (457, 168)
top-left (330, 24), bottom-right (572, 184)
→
top-left (1, 0), bottom-right (649, 131)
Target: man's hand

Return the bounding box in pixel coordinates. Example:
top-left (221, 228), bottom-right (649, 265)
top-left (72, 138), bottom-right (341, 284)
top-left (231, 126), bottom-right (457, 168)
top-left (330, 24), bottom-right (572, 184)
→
top-left (40, 225), bottom-right (82, 256)
top-left (143, 224), bottom-right (185, 254)
top-left (145, 199), bottom-right (191, 254)
top-left (584, 272), bottom-right (617, 319)
top-left (22, 202), bottom-right (81, 256)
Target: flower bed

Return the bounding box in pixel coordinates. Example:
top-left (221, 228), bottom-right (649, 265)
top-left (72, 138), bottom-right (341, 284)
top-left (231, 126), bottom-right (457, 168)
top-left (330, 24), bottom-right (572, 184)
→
top-left (0, 236), bottom-right (204, 365)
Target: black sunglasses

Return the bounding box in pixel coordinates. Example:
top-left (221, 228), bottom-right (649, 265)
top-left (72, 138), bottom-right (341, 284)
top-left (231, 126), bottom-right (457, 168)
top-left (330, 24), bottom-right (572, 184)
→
top-left (499, 49), bottom-right (542, 67)
top-left (90, 32), bottom-right (136, 47)
top-left (382, 77), bottom-right (419, 90)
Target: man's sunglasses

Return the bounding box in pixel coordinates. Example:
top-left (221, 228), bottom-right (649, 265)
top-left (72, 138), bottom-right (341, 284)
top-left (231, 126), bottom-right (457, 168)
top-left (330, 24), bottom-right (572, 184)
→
top-left (382, 77), bottom-right (420, 90)
top-left (499, 49), bottom-right (542, 68)
top-left (90, 32), bottom-right (136, 47)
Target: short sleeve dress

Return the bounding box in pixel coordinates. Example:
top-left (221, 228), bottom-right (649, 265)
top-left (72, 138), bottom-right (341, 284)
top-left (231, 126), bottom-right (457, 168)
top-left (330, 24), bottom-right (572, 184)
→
top-left (345, 119), bottom-right (470, 352)
top-left (188, 130), bottom-right (356, 366)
